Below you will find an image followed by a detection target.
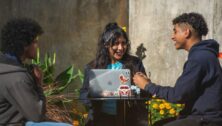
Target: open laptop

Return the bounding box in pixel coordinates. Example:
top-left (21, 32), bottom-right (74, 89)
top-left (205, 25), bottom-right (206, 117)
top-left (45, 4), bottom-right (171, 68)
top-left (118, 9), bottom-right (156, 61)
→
top-left (88, 69), bottom-right (134, 98)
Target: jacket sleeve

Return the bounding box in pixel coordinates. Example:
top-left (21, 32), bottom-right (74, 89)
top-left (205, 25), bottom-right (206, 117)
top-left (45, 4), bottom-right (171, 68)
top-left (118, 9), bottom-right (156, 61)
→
top-left (144, 60), bottom-right (204, 103)
top-left (3, 73), bottom-right (44, 122)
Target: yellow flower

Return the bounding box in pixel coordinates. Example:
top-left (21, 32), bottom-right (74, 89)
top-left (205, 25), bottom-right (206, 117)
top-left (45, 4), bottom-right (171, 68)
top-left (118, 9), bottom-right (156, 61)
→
top-left (83, 113), bottom-right (88, 119)
top-left (164, 103), bottom-right (169, 106)
top-left (73, 120), bottom-right (79, 126)
top-left (152, 103), bottom-right (159, 109)
top-left (148, 101), bottom-right (151, 104)
top-left (165, 103), bottom-right (171, 109)
top-left (156, 99), bottom-right (161, 102)
top-left (152, 95), bottom-right (156, 98)
top-left (176, 104), bottom-right (182, 107)
top-left (145, 101), bottom-right (151, 105)
top-left (161, 99), bottom-right (166, 102)
top-left (169, 109), bottom-right (176, 115)
top-left (159, 104), bottom-right (165, 109)
top-left (122, 27), bottom-right (127, 32)
top-left (159, 110), bottom-right (165, 115)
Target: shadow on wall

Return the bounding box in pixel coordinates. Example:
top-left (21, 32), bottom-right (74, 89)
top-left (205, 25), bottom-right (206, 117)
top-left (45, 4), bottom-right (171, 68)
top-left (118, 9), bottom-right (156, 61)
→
top-left (136, 43), bottom-right (147, 61)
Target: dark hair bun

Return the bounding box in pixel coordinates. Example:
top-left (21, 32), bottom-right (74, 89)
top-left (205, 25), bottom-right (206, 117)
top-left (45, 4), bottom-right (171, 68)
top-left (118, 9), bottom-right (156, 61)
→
top-left (105, 22), bottom-right (119, 31)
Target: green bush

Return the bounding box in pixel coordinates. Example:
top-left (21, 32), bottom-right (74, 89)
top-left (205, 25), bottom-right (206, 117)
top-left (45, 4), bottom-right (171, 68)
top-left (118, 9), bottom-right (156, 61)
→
top-left (32, 48), bottom-right (84, 122)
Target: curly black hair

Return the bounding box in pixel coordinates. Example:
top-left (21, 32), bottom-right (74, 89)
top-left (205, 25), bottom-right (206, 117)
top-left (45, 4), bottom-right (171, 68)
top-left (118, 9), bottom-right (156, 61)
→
top-left (1, 18), bottom-right (43, 58)
top-left (172, 12), bottom-right (208, 37)
top-left (93, 22), bottom-right (131, 68)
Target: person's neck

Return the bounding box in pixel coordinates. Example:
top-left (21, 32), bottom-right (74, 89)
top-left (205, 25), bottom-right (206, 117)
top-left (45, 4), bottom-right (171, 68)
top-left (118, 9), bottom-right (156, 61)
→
top-left (185, 37), bottom-right (201, 51)
top-left (111, 60), bottom-right (119, 64)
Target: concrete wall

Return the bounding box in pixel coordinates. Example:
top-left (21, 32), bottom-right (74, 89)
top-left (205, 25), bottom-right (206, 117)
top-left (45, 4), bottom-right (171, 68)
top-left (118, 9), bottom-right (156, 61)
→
top-left (0, 0), bottom-right (128, 77)
top-left (1, 0), bottom-right (222, 87)
top-left (129, 0), bottom-right (222, 86)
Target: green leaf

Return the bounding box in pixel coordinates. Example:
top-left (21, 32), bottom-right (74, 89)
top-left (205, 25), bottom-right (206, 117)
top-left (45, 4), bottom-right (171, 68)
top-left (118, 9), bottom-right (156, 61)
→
top-left (53, 52), bottom-right (56, 64)
top-left (48, 57), bottom-right (52, 66)
top-left (44, 53), bottom-right (48, 69)
top-left (32, 48), bottom-right (40, 65)
top-left (36, 48), bottom-right (40, 64)
top-left (43, 73), bottom-right (54, 84)
top-left (78, 69), bottom-right (84, 84)
top-left (54, 65), bottom-right (74, 87)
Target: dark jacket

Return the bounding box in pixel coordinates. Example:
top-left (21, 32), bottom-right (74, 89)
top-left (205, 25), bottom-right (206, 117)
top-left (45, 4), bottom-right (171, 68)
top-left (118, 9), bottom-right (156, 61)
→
top-left (80, 55), bottom-right (148, 126)
top-left (0, 53), bottom-right (46, 126)
top-left (145, 39), bottom-right (222, 121)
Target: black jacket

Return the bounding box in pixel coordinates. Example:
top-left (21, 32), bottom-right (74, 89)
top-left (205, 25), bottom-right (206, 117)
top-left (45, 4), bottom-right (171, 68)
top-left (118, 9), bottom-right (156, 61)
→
top-left (145, 39), bottom-right (222, 120)
top-left (0, 53), bottom-right (46, 126)
top-left (80, 55), bottom-right (148, 126)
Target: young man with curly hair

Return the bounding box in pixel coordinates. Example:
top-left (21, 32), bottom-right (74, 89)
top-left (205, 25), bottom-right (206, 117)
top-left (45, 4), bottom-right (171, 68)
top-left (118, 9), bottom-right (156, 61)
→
top-left (134, 12), bottom-right (222, 126)
top-left (0, 18), bottom-right (72, 126)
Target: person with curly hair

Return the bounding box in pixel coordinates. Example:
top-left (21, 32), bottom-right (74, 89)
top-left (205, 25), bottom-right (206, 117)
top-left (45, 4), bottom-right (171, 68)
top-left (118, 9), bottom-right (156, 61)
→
top-left (134, 12), bottom-right (222, 126)
top-left (0, 18), bottom-right (72, 126)
top-left (80, 22), bottom-right (148, 126)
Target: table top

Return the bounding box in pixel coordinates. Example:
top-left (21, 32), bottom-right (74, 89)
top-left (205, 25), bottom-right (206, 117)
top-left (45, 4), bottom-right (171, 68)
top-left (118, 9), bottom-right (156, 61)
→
top-left (50, 93), bottom-right (150, 100)
top-left (84, 98), bottom-right (149, 100)
top-left (75, 96), bottom-right (150, 100)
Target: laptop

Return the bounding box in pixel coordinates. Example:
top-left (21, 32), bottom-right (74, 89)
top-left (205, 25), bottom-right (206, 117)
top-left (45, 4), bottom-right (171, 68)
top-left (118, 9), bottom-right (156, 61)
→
top-left (88, 69), bottom-right (134, 98)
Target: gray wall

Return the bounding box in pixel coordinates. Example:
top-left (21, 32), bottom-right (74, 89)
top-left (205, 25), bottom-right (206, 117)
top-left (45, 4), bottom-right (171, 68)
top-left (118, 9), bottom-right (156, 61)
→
top-left (129, 0), bottom-right (222, 86)
top-left (0, 0), bottom-right (128, 77)
top-left (1, 0), bottom-right (222, 87)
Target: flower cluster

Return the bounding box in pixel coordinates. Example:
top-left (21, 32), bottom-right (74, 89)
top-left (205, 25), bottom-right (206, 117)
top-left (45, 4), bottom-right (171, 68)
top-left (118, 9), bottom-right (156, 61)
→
top-left (146, 98), bottom-right (184, 125)
top-left (72, 108), bottom-right (88, 126)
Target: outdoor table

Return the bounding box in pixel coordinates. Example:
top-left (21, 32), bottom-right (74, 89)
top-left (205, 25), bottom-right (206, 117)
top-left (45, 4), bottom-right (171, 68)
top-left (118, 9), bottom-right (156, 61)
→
top-left (72, 96), bottom-right (150, 126)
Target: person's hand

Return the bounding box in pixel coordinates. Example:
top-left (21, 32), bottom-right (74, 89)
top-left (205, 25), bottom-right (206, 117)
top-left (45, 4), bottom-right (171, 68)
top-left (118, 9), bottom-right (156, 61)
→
top-left (33, 66), bottom-right (43, 86)
top-left (133, 72), bottom-right (151, 90)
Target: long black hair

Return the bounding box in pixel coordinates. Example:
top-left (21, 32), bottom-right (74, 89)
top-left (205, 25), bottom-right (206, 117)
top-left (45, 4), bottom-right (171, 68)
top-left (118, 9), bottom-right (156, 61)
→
top-left (92, 22), bottom-right (131, 68)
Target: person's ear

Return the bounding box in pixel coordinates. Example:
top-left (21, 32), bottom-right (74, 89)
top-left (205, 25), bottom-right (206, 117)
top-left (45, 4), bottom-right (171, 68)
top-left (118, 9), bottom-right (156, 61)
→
top-left (104, 43), bottom-right (110, 48)
top-left (185, 28), bottom-right (192, 39)
top-left (105, 45), bottom-right (109, 48)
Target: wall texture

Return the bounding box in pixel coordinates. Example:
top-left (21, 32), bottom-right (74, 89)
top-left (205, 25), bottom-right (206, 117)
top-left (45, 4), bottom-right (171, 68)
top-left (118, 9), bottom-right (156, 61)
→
top-left (0, 0), bottom-right (222, 87)
top-left (129, 0), bottom-right (222, 86)
top-left (0, 0), bottom-right (128, 76)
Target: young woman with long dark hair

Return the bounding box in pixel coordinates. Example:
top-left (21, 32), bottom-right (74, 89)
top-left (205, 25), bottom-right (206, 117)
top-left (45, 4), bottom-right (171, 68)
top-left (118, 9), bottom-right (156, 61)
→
top-left (80, 22), bottom-right (148, 126)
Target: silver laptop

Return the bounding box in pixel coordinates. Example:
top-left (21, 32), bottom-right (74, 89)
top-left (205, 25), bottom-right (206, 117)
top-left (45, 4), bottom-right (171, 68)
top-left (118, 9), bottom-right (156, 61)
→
top-left (88, 69), bottom-right (133, 98)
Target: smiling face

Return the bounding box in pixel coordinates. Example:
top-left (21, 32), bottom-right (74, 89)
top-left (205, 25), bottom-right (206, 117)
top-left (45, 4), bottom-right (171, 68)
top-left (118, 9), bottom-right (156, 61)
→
top-left (171, 24), bottom-right (190, 50)
top-left (108, 35), bottom-right (128, 63)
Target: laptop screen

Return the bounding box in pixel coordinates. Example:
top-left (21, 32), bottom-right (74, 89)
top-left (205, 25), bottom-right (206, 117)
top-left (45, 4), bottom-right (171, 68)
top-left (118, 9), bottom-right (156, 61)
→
top-left (88, 69), bottom-right (133, 98)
